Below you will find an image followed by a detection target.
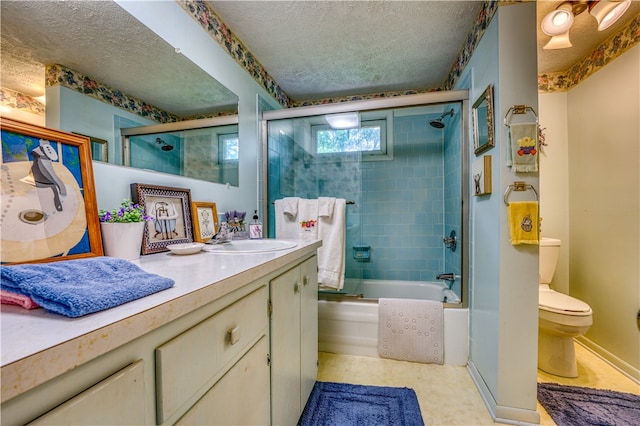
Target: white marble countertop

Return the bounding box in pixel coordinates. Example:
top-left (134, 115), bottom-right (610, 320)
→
top-left (1, 239), bottom-right (320, 402)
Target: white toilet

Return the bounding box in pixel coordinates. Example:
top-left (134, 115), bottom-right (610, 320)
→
top-left (538, 237), bottom-right (593, 378)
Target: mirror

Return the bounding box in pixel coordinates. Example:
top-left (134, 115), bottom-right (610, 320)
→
top-left (0, 1), bottom-right (240, 182)
top-left (472, 84), bottom-right (494, 155)
top-left (122, 117), bottom-right (239, 187)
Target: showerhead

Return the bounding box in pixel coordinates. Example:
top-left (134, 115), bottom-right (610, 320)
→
top-left (429, 109), bottom-right (455, 129)
top-left (156, 137), bottom-right (174, 151)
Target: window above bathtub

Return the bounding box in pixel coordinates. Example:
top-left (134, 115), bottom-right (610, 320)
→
top-left (311, 110), bottom-right (394, 161)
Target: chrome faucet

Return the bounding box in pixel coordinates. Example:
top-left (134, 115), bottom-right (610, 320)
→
top-left (436, 273), bottom-right (459, 289)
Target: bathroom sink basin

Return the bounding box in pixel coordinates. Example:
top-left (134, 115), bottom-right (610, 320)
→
top-left (203, 239), bottom-right (297, 253)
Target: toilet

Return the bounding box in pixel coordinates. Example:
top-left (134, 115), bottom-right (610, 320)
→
top-left (538, 237), bottom-right (593, 378)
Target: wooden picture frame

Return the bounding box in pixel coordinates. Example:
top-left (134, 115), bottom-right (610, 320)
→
top-left (130, 183), bottom-right (193, 254)
top-left (473, 84), bottom-right (494, 156)
top-left (472, 155), bottom-right (492, 196)
top-left (191, 201), bottom-right (218, 242)
top-left (0, 117), bottom-right (103, 264)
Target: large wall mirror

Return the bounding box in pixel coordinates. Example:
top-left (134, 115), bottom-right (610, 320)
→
top-left (0, 0), bottom-right (240, 185)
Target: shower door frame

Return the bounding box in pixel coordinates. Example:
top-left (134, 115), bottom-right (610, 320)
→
top-left (260, 90), bottom-right (470, 308)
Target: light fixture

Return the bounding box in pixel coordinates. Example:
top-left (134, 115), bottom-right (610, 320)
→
top-left (589, 0), bottom-right (631, 31)
top-left (544, 32), bottom-right (573, 50)
top-left (541, 2), bottom-right (574, 36)
top-left (541, 1), bottom-right (631, 50)
top-left (325, 112), bottom-right (360, 129)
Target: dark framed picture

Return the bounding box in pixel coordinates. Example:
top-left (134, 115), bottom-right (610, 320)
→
top-left (191, 201), bottom-right (218, 243)
top-left (0, 117), bottom-right (103, 264)
top-left (130, 183), bottom-right (193, 254)
top-left (473, 84), bottom-right (495, 155)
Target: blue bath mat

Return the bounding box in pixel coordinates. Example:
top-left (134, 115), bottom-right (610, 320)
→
top-left (538, 382), bottom-right (640, 426)
top-left (298, 381), bottom-right (424, 426)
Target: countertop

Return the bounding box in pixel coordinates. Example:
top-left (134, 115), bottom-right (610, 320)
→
top-left (1, 239), bottom-right (321, 402)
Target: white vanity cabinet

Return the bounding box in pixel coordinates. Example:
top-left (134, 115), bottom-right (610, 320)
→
top-left (270, 256), bottom-right (319, 426)
top-left (1, 242), bottom-right (321, 426)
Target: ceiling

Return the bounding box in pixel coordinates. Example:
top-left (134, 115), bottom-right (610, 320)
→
top-left (1, 1), bottom-right (638, 114)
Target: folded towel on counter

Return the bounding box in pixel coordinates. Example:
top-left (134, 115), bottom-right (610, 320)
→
top-left (275, 197), bottom-right (300, 239)
top-left (507, 123), bottom-right (539, 173)
top-left (508, 201), bottom-right (539, 245)
top-left (318, 198), bottom-right (346, 290)
top-left (1, 289), bottom-right (40, 310)
top-left (1, 257), bottom-right (174, 318)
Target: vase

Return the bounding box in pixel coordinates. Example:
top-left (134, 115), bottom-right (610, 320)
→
top-left (100, 222), bottom-right (146, 260)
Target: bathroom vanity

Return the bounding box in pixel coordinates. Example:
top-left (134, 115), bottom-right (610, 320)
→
top-left (0, 239), bottom-right (320, 425)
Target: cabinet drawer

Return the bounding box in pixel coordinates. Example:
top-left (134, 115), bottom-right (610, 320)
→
top-left (28, 360), bottom-right (145, 426)
top-left (175, 336), bottom-right (270, 426)
top-left (156, 285), bottom-right (267, 423)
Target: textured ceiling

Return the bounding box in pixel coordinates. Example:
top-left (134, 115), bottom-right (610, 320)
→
top-left (0, 0), bottom-right (238, 117)
top-left (1, 1), bottom-right (638, 115)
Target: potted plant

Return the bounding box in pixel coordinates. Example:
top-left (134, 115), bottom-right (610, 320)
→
top-left (99, 199), bottom-right (151, 260)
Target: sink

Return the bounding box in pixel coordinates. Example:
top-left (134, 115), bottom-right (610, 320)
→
top-left (203, 239), bottom-right (297, 253)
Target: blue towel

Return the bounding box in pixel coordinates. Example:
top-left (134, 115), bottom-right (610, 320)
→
top-left (1, 257), bottom-right (174, 318)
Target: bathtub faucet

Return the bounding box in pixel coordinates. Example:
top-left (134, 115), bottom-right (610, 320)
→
top-left (436, 273), bottom-right (459, 289)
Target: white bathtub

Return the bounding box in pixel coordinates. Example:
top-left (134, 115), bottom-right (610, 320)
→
top-left (318, 280), bottom-right (469, 365)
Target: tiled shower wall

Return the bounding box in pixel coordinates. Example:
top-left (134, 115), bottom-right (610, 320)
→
top-left (267, 108), bottom-right (462, 291)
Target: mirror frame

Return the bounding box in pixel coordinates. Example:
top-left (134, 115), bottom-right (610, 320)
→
top-left (472, 84), bottom-right (494, 156)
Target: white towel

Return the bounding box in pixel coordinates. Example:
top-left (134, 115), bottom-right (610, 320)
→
top-left (275, 197), bottom-right (299, 239)
top-left (507, 123), bottom-right (539, 173)
top-left (317, 198), bottom-right (346, 290)
top-left (378, 298), bottom-right (443, 364)
top-left (318, 197), bottom-right (335, 218)
top-left (298, 198), bottom-right (319, 241)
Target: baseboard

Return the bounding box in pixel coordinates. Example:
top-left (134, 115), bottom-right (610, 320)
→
top-left (576, 336), bottom-right (640, 384)
top-left (467, 361), bottom-right (540, 426)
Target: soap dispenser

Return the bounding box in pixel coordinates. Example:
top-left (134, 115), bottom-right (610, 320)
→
top-left (249, 210), bottom-right (262, 239)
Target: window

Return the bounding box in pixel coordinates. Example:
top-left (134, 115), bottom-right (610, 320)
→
top-left (219, 133), bottom-right (239, 162)
top-left (311, 113), bottom-right (392, 161)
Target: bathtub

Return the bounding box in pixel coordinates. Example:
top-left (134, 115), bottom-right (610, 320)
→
top-left (318, 280), bottom-right (469, 365)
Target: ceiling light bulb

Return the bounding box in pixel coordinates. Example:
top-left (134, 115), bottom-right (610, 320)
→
top-left (589, 0), bottom-right (631, 31)
top-left (541, 2), bottom-right (575, 36)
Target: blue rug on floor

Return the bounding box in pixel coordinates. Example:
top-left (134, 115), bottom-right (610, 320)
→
top-left (298, 381), bottom-right (424, 426)
top-left (538, 382), bottom-right (640, 426)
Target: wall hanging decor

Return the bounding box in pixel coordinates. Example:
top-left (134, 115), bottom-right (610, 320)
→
top-left (473, 84), bottom-right (494, 155)
top-left (472, 155), bottom-right (492, 196)
top-left (0, 117), bottom-right (103, 264)
top-left (131, 183), bottom-right (193, 254)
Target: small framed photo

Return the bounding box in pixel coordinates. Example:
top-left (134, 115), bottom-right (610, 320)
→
top-left (0, 117), bottom-right (104, 264)
top-left (191, 201), bottom-right (218, 242)
top-left (130, 183), bottom-right (193, 254)
top-left (472, 155), bottom-right (492, 196)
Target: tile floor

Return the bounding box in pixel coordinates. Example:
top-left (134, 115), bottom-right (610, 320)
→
top-left (317, 342), bottom-right (639, 425)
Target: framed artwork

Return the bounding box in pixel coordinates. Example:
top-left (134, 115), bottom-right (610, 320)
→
top-left (0, 117), bottom-right (103, 264)
top-left (473, 84), bottom-right (494, 156)
top-left (472, 155), bottom-right (492, 196)
top-left (130, 183), bottom-right (193, 254)
top-left (191, 201), bottom-right (218, 242)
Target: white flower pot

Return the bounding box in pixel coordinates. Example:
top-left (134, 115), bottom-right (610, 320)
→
top-left (100, 222), bottom-right (145, 260)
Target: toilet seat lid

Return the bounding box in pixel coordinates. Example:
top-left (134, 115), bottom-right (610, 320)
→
top-left (539, 290), bottom-right (592, 315)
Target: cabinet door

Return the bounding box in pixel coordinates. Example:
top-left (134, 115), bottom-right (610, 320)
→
top-left (28, 361), bottom-right (145, 426)
top-left (175, 337), bottom-right (269, 426)
top-left (300, 256), bottom-right (318, 406)
top-left (270, 265), bottom-right (302, 426)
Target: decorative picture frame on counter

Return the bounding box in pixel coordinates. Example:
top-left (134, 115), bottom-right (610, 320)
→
top-left (473, 84), bottom-right (494, 156)
top-left (0, 117), bottom-right (104, 264)
top-left (472, 155), bottom-right (492, 196)
top-left (191, 201), bottom-right (218, 243)
top-left (130, 183), bottom-right (193, 254)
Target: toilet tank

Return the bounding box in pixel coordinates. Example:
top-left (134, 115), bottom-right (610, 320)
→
top-left (539, 237), bottom-right (561, 284)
